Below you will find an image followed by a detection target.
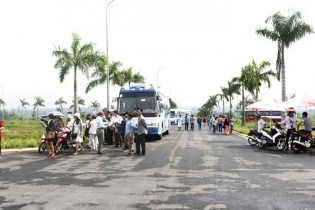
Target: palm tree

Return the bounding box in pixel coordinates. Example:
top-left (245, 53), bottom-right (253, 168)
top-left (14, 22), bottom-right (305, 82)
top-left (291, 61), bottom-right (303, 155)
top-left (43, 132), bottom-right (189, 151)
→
top-left (55, 97), bottom-right (67, 112)
top-left (232, 65), bottom-right (255, 126)
top-left (18, 98), bottom-right (30, 120)
top-left (53, 33), bottom-right (101, 113)
top-left (246, 60), bottom-right (277, 102)
top-left (225, 80), bottom-right (241, 117)
top-left (119, 67), bottom-right (145, 86)
top-left (85, 58), bottom-right (122, 93)
top-left (216, 87), bottom-right (228, 116)
top-left (89, 100), bottom-right (101, 112)
top-left (256, 11), bottom-right (313, 101)
top-left (70, 96), bottom-right (85, 113)
top-left (33, 96), bottom-right (45, 119)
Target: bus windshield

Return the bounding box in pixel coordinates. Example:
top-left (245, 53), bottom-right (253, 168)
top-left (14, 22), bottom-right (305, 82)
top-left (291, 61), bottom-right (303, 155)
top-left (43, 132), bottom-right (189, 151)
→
top-left (118, 92), bottom-right (157, 116)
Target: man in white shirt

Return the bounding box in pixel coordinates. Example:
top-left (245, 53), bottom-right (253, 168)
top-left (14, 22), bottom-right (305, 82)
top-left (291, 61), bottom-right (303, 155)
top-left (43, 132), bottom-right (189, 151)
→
top-left (257, 115), bottom-right (266, 139)
top-left (108, 110), bottom-right (123, 147)
top-left (96, 111), bottom-right (106, 154)
top-left (278, 111), bottom-right (297, 150)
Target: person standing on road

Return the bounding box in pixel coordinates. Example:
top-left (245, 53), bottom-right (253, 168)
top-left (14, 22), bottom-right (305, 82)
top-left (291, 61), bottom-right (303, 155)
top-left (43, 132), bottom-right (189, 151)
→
top-left (84, 114), bottom-right (91, 148)
top-left (0, 120), bottom-right (4, 157)
top-left (88, 114), bottom-right (98, 151)
top-left (217, 115), bottom-right (223, 133)
top-left (184, 114), bottom-right (189, 131)
top-left (278, 111), bottom-right (297, 150)
top-left (136, 108), bottom-right (148, 155)
top-left (229, 115), bottom-right (234, 134)
top-left (296, 111), bottom-right (312, 134)
top-left (224, 116), bottom-right (230, 135)
top-left (190, 115), bottom-right (195, 131)
top-left (109, 110), bottom-right (122, 147)
top-left (105, 111), bottom-right (112, 145)
top-left (197, 116), bottom-right (202, 130)
top-left (96, 111), bottom-right (106, 154)
top-left (41, 114), bottom-right (56, 158)
top-left (177, 115), bottom-right (182, 131)
top-left (213, 117), bottom-right (218, 133)
top-left (125, 113), bottom-right (135, 156)
top-left (120, 113), bottom-right (127, 150)
top-left (72, 113), bottom-right (84, 156)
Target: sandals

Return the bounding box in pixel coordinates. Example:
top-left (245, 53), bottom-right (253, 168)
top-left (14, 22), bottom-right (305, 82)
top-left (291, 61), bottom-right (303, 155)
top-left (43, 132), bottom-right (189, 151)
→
top-left (49, 153), bottom-right (55, 158)
top-left (126, 153), bottom-right (131, 156)
top-left (73, 153), bottom-right (78, 156)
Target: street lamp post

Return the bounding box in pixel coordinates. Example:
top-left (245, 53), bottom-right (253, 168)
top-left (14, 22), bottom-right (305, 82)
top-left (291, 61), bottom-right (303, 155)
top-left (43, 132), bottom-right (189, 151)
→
top-left (157, 68), bottom-right (165, 88)
top-left (106, 0), bottom-right (115, 110)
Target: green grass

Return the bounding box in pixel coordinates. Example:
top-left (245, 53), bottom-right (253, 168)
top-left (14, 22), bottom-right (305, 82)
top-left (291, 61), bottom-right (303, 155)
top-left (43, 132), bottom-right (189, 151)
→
top-left (1, 120), bottom-right (44, 149)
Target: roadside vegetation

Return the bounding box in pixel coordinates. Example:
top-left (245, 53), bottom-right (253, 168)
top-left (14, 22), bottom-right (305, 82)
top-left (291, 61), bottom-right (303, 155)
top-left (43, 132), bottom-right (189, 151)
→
top-left (1, 120), bottom-right (43, 149)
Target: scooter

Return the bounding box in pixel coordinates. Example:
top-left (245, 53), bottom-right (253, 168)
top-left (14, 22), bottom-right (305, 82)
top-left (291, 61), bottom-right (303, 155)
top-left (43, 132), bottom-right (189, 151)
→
top-left (256, 123), bottom-right (287, 151)
top-left (247, 129), bottom-right (258, 146)
top-left (54, 126), bottom-right (72, 154)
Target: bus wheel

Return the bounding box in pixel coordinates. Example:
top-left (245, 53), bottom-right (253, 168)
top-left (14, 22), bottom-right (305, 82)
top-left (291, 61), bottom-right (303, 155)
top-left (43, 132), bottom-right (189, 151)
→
top-left (156, 134), bottom-right (162, 140)
top-left (165, 130), bottom-right (169, 135)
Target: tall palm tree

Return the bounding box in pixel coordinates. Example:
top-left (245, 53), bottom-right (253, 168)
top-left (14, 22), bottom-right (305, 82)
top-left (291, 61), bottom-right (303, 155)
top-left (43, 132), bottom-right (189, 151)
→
top-left (33, 96), bottom-right (45, 119)
top-left (216, 87), bottom-right (228, 116)
top-left (18, 98), bottom-right (30, 120)
top-left (89, 100), bottom-right (101, 112)
top-left (55, 97), bottom-right (67, 112)
top-left (232, 65), bottom-right (255, 126)
top-left (225, 80), bottom-right (241, 117)
top-left (70, 96), bottom-right (85, 113)
top-left (256, 11), bottom-right (313, 101)
top-left (53, 33), bottom-right (101, 113)
top-left (85, 58), bottom-right (122, 93)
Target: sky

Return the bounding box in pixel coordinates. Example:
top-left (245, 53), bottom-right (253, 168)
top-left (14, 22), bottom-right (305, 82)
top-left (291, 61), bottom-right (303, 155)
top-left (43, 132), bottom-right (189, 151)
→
top-left (1, 0), bottom-right (315, 111)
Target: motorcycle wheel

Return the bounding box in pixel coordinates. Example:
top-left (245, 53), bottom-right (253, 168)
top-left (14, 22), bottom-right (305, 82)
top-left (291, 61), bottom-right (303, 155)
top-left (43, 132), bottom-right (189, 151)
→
top-left (277, 138), bottom-right (286, 151)
top-left (38, 142), bottom-right (46, 153)
top-left (248, 136), bottom-right (257, 146)
top-left (55, 142), bottom-right (62, 154)
top-left (257, 142), bottom-right (264, 148)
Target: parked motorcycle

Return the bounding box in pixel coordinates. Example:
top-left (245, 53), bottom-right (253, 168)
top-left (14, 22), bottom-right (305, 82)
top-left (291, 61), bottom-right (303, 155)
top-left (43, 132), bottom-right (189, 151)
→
top-left (290, 130), bottom-right (314, 153)
top-left (247, 129), bottom-right (258, 146)
top-left (256, 123), bottom-right (287, 150)
top-left (54, 126), bottom-right (72, 154)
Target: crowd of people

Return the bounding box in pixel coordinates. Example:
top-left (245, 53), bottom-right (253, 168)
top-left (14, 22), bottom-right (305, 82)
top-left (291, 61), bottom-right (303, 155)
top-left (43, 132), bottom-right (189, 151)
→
top-left (176, 114), bottom-right (234, 135)
top-left (256, 111), bottom-right (313, 150)
top-left (42, 108), bottom-right (148, 158)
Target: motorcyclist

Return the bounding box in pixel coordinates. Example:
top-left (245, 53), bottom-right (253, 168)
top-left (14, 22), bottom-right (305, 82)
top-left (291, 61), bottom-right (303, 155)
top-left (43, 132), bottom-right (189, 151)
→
top-left (277, 111), bottom-right (297, 150)
top-left (257, 115), bottom-right (266, 139)
top-left (296, 112), bottom-right (312, 134)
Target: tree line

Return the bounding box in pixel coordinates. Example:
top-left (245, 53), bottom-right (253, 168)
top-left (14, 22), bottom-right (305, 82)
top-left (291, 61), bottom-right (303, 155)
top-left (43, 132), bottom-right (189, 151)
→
top-left (196, 11), bottom-right (313, 126)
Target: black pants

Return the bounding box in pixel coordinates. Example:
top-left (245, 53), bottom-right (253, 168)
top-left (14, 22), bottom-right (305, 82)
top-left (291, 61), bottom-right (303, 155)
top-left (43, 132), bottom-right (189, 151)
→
top-left (185, 122), bottom-right (189, 130)
top-left (106, 128), bottom-right (113, 144)
top-left (218, 124), bottom-right (222, 133)
top-left (286, 129), bottom-right (296, 148)
top-left (190, 123), bottom-right (194, 130)
top-left (136, 133), bottom-right (146, 154)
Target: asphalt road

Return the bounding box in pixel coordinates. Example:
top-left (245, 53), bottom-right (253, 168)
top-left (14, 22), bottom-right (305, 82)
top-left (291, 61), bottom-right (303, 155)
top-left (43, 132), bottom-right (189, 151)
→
top-left (1, 125), bottom-right (315, 210)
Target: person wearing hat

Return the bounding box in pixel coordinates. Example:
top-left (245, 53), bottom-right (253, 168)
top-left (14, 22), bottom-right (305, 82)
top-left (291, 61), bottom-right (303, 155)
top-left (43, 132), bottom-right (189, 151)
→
top-left (277, 111), bottom-right (297, 150)
top-left (96, 111), bottom-right (106, 154)
top-left (72, 113), bottom-right (84, 155)
top-left (257, 115), bottom-right (265, 139)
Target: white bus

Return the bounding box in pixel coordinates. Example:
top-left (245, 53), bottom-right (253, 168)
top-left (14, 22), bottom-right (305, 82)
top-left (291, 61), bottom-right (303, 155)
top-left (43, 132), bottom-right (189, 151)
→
top-left (170, 109), bottom-right (192, 125)
top-left (116, 84), bottom-right (170, 140)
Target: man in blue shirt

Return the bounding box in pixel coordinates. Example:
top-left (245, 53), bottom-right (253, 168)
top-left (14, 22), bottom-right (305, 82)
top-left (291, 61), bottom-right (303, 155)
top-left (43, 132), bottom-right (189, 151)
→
top-left (124, 113), bottom-right (134, 156)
